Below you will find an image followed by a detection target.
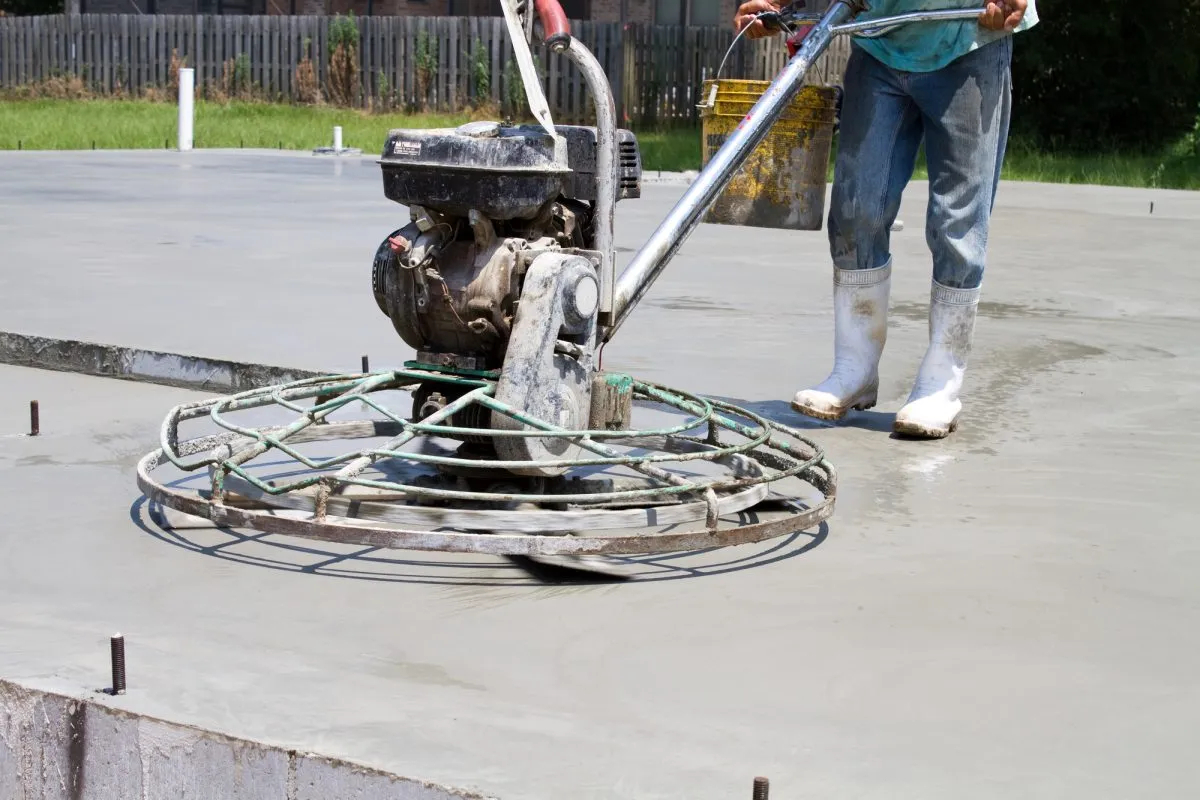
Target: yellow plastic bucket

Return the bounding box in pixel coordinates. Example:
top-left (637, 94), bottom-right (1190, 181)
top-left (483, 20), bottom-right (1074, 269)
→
top-left (699, 79), bottom-right (838, 231)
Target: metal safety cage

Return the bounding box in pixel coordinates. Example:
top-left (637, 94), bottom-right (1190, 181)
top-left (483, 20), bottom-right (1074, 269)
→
top-left (138, 369), bottom-right (836, 556)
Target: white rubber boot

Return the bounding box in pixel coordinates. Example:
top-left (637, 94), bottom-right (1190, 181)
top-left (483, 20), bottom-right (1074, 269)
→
top-left (893, 281), bottom-right (980, 439)
top-left (791, 262), bottom-right (890, 421)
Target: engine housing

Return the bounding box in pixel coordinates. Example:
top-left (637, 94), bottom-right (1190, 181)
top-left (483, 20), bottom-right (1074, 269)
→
top-left (372, 121), bottom-right (642, 376)
top-left (379, 121), bottom-right (641, 220)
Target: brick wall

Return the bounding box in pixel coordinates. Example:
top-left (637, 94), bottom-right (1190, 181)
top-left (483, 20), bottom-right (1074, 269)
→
top-left (592, 0), bottom-right (651, 22)
top-left (721, 0), bottom-right (736, 26)
top-left (593, 0), bottom-right (734, 24)
top-left (262, 0), bottom-right (454, 12)
top-left (79, 0), bottom-right (141, 11)
top-left (304, 0), bottom-right (451, 13)
top-left (393, 0), bottom-right (453, 15)
top-left (81, 0), bottom-right (750, 23)
top-left (82, 0), bottom-right (197, 12)
top-left (591, 0), bottom-right (617, 21)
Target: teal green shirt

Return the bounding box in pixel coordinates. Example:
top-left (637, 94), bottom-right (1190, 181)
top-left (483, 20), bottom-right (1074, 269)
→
top-left (852, 0), bottom-right (1039, 73)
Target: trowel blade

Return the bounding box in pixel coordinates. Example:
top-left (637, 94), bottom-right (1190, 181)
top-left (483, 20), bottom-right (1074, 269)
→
top-left (499, 0), bottom-right (556, 137)
top-left (508, 554), bottom-right (638, 582)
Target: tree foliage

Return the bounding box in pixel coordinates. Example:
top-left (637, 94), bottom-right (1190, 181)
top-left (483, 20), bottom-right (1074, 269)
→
top-left (1011, 0), bottom-right (1200, 151)
top-left (0, 0), bottom-right (63, 14)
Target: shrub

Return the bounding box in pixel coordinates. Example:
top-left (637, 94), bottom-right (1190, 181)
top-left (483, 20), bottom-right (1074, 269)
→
top-left (1011, 0), bottom-right (1200, 151)
top-left (414, 29), bottom-right (437, 110)
top-left (294, 37), bottom-right (320, 105)
top-left (166, 49), bottom-right (186, 96)
top-left (470, 37), bottom-right (490, 107)
top-left (326, 12), bottom-right (360, 107)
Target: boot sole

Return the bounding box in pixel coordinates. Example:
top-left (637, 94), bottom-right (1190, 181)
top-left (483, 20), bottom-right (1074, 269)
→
top-left (892, 416), bottom-right (959, 439)
top-left (791, 397), bottom-right (877, 422)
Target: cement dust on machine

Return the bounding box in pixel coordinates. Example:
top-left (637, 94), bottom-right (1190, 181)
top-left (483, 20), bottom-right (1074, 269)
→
top-left (136, 0), bottom-right (986, 581)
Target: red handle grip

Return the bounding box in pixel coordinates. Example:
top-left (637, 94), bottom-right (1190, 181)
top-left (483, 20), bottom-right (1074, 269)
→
top-left (785, 24), bottom-right (815, 58)
top-left (535, 0), bottom-right (571, 48)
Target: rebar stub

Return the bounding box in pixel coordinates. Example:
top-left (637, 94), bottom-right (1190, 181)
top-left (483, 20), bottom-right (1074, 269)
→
top-left (137, 369), bottom-right (836, 556)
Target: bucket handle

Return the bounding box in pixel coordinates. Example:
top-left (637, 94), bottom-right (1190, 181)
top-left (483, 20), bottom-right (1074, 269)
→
top-left (712, 3), bottom-right (992, 93)
top-left (712, 1), bottom-right (821, 86)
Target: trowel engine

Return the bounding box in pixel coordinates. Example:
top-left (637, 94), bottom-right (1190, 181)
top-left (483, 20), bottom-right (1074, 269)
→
top-left (371, 120), bottom-right (642, 473)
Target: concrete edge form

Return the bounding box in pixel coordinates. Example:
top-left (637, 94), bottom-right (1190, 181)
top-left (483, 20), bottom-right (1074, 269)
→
top-left (0, 678), bottom-right (494, 800)
top-left (0, 331), bottom-right (325, 394)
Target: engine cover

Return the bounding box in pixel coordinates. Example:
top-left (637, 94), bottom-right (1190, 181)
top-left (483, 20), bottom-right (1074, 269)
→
top-left (380, 121), bottom-right (642, 221)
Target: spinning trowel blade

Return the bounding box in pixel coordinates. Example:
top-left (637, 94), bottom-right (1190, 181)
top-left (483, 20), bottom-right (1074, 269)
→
top-left (500, 0), bottom-right (556, 137)
top-left (507, 554), bottom-right (637, 582)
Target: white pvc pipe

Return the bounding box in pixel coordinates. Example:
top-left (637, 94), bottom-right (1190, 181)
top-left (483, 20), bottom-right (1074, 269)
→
top-left (177, 68), bottom-right (194, 152)
top-left (333, 126), bottom-right (343, 153)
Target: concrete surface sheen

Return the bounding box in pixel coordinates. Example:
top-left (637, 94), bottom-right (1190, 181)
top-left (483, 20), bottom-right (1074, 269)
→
top-left (2, 151), bottom-right (1200, 799)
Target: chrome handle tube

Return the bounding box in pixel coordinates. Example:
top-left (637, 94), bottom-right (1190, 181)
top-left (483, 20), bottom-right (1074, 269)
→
top-left (561, 37), bottom-right (619, 316)
top-left (833, 7), bottom-right (987, 38)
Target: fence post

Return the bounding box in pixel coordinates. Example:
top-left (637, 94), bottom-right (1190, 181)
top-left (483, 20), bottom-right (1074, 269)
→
top-left (178, 66), bottom-right (194, 151)
top-left (619, 23), bottom-right (634, 128)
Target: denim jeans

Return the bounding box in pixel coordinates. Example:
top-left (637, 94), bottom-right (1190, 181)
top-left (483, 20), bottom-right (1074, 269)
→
top-left (827, 36), bottom-right (1013, 290)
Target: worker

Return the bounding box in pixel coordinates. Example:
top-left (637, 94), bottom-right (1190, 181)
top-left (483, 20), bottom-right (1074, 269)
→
top-left (734, 0), bottom-right (1038, 438)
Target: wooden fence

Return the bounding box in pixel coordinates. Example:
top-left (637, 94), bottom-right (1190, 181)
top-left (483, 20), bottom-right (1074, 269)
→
top-left (0, 14), bottom-right (850, 126)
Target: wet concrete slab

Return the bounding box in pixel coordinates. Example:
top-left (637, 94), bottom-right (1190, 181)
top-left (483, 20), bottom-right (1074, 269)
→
top-left (2, 150), bottom-right (1200, 799)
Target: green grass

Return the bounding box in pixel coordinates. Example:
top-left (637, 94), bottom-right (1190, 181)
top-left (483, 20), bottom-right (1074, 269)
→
top-left (635, 129), bottom-right (704, 173)
top-left (920, 137), bottom-right (1200, 191)
top-left (0, 98), bottom-right (475, 152)
top-left (641, 126), bottom-right (1200, 190)
top-left (2, 98), bottom-right (1197, 190)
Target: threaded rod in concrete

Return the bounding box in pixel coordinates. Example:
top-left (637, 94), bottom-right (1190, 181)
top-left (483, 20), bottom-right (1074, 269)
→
top-left (111, 634), bottom-right (126, 695)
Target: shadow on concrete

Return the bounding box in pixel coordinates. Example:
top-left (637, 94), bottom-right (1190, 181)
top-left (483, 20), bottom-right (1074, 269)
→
top-left (129, 496), bottom-right (829, 587)
top-left (708, 395), bottom-right (895, 433)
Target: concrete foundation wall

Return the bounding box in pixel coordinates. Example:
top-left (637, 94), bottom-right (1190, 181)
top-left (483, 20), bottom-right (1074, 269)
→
top-left (0, 680), bottom-right (490, 800)
top-left (0, 332), bottom-right (325, 394)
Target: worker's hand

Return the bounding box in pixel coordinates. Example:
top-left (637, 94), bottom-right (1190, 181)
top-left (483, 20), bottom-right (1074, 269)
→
top-left (734, 0), bottom-right (782, 39)
top-left (978, 0), bottom-right (1026, 31)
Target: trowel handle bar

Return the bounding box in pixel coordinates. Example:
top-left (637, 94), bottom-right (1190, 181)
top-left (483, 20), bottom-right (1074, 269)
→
top-left (601, 2), bottom-right (990, 343)
top-left (535, 0), bottom-right (571, 49)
